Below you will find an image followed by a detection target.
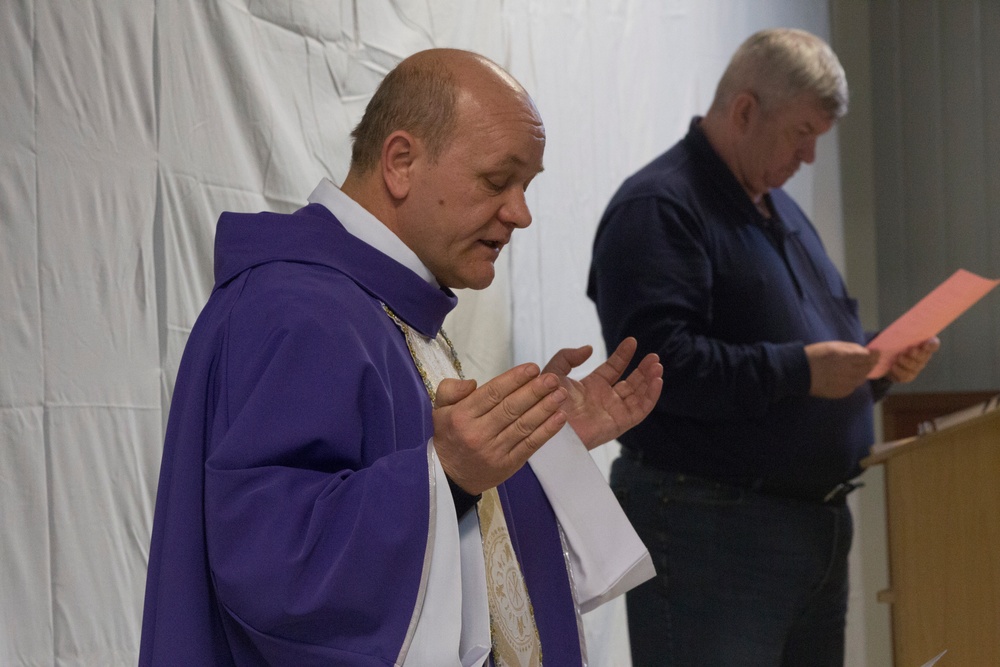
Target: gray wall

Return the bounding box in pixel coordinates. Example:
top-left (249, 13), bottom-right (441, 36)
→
top-left (868, 0), bottom-right (1000, 392)
top-left (834, 3), bottom-right (1000, 666)
top-left (833, 6), bottom-right (894, 666)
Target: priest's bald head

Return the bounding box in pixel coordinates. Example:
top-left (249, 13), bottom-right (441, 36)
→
top-left (341, 49), bottom-right (546, 290)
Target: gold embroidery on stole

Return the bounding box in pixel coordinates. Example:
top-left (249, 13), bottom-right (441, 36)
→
top-left (382, 304), bottom-right (543, 666)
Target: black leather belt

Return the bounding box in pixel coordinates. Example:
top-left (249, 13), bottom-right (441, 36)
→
top-left (620, 446), bottom-right (862, 505)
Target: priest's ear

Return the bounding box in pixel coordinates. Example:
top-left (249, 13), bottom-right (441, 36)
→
top-left (381, 130), bottom-right (420, 200)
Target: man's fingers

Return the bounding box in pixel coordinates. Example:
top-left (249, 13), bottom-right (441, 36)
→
top-left (902, 338), bottom-right (940, 365)
top-left (505, 410), bottom-right (567, 461)
top-left (497, 385), bottom-right (567, 445)
top-left (856, 350), bottom-right (879, 372)
top-left (617, 353), bottom-right (663, 399)
top-left (845, 350), bottom-right (878, 383)
top-left (590, 337), bottom-right (638, 385)
top-left (490, 372), bottom-right (564, 438)
top-left (888, 338), bottom-right (938, 383)
top-left (435, 378), bottom-right (478, 408)
top-left (446, 367), bottom-right (565, 445)
top-left (635, 352), bottom-right (663, 380)
top-left (806, 341), bottom-right (881, 398)
top-left (433, 371), bottom-right (568, 494)
top-left (469, 363), bottom-right (542, 417)
top-left (542, 345), bottom-right (593, 375)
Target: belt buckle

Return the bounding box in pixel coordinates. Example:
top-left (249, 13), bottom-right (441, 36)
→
top-left (823, 481), bottom-right (864, 504)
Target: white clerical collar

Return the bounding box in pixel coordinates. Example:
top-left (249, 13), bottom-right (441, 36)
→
top-left (307, 177), bottom-right (438, 286)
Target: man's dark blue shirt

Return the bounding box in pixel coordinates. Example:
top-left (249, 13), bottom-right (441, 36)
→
top-left (588, 118), bottom-right (884, 501)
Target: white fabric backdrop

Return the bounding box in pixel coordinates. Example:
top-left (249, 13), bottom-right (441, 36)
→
top-left (1, 2), bottom-right (860, 665)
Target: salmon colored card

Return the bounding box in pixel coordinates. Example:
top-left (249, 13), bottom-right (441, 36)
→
top-left (867, 269), bottom-right (999, 378)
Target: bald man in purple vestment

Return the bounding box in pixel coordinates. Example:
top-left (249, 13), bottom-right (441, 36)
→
top-left (139, 48), bottom-right (662, 666)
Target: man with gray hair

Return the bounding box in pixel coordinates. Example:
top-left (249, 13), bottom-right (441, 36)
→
top-left (588, 28), bottom-right (937, 665)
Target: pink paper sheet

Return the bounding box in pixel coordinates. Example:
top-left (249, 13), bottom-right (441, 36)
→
top-left (866, 269), bottom-right (1000, 378)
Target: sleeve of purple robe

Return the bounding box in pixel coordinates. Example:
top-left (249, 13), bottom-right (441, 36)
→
top-left (198, 265), bottom-right (459, 664)
top-left (142, 252), bottom-right (638, 665)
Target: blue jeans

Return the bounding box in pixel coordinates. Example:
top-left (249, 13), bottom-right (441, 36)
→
top-left (611, 453), bottom-right (853, 667)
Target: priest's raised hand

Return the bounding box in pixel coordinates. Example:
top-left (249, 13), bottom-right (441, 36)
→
top-left (432, 337), bottom-right (663, 495)
top-left (542, 336), bottom-right (663, 450)
top-left (432, 363), bottom-right (568, 495)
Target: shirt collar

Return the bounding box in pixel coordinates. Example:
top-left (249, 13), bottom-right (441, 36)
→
top-left (685, 118), bottom-right (775, 225)
top-left (307, 177), bottom-right (439, 286)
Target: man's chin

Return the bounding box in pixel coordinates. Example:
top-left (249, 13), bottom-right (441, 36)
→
top-left (457, 279), bottom-right (495, 291)
top-left (449, 270), bottom-right (496, 291)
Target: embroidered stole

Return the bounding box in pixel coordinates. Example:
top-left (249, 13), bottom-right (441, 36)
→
top-left (383, 305), bottom-right (542, 666)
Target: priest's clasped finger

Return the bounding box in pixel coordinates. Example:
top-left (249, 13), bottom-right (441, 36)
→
top-left (433, 363), bottom-right (569, 495)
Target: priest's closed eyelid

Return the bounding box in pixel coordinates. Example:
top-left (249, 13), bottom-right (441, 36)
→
top-left (482, 174), bottom-right (509, 192)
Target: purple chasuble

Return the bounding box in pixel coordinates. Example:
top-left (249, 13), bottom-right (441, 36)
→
top-left (139, 203), bottom-right (582, 665)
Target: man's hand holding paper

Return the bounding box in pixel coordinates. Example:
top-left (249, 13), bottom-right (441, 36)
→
top-left (885, 337), bottom-right (941, 383)
top-left (866, 269), bottom-right (999, 378)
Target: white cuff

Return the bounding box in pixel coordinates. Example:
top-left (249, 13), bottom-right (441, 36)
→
top-left (528, 429), bottom-right (655, 613)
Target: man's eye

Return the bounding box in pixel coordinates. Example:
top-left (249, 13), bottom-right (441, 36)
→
top-left (485, 178), bottom-right (506, 192)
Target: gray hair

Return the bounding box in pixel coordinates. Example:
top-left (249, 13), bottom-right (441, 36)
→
top-left (711, 28), bottom-right (848, 119)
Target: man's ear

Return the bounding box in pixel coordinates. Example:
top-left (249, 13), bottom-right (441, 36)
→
top-left (381, 130), bottom-right (419, 200)
top-left (730, 91), bottom-right (758, 133)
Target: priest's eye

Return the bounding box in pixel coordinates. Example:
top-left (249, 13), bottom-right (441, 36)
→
top-left (484, 177), bottom-right (507, 193)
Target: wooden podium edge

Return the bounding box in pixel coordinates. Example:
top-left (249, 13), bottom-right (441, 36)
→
top-left (860, 436), bottom-right (919, 467)
top-left (861, 407), bottom-right (1000, 467)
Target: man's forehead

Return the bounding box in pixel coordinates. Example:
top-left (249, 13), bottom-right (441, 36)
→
top-left (472, 119), bottom-right (545, 166)
top-left (771, 93), bottom-right (835, 127)
top-left (490, 152), bottom-right (545, 176)
top-left (455, 94), bottom-right (544, 152)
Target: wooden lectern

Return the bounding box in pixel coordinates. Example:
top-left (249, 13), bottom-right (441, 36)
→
top-left (861, 407), bottom-right (1000, 666)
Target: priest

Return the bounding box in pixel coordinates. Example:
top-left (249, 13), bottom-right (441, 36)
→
top-left (139, 48), bottom-right (662, 666)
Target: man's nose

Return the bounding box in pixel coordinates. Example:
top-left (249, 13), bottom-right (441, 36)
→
top-left (499, 189), bottom-right (532, 229)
